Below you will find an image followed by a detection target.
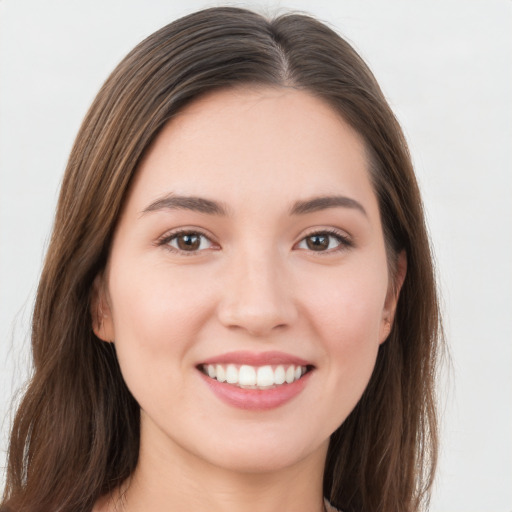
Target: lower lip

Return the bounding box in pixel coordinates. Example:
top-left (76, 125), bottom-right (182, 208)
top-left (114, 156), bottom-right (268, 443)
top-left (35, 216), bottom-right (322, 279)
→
top-left (198, 370), bottom-right (312, 411)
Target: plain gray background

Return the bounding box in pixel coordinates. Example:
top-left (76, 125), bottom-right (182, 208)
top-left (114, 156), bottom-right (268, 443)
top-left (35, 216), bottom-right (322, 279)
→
top-left (1, 1), bottom-right (511, 510)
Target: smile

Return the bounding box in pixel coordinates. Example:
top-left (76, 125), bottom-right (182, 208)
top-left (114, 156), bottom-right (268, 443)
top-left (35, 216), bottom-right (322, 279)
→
top-left (197, 352), bottom-right (315, 410)
top-left (199, 364), bottom-right (309, 389)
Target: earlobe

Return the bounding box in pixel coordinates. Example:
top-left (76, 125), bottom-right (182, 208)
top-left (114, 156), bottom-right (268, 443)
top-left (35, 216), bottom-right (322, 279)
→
top-left (90, 274), bottom-right (115, 343)
top-left (379, 250), bottom-right (407, 344)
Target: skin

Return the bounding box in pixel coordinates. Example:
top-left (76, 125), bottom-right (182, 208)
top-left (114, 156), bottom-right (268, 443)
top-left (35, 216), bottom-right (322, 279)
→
top-left (92, 86), bottom-right (406, 512)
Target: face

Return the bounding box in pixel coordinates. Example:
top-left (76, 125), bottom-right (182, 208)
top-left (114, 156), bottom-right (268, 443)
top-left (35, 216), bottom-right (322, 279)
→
top-left (94, 87), bottom-right (404, 475)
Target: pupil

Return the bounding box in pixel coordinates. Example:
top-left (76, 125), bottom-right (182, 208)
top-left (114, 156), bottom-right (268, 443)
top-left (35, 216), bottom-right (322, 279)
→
top-left (178, 234), bottom-right (200, 251)
top-left (307, 235), bottom-right (329, 251)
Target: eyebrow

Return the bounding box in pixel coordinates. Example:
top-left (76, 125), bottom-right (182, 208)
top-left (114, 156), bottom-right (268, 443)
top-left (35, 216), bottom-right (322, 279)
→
top-left (290, 195), bottom-right (367, 216)
top-left (141, 193), bottom-right (366, 217)
top-left (142, 194), bottom-right (228, 216)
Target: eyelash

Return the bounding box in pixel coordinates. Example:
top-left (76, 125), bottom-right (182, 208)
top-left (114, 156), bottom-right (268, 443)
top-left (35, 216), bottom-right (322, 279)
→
top-left (157, 228), bottom-right (353, 255)
top-left (157, 229), bottom-right (218, 256)
top-left (296, 229), bottom-right (353, 254)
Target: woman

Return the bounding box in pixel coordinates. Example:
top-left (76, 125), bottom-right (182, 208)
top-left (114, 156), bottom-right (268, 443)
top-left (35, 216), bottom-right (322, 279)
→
top-left (1, 7), bottom-right (441, 512)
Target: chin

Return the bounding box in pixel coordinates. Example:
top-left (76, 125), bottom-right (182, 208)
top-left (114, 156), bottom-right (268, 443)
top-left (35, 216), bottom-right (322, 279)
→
top-left (197, 431), bottom-right (328, 475)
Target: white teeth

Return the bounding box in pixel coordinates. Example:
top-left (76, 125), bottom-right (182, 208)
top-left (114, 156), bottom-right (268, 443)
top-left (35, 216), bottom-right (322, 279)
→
top-left (274, 365), bottom-right (286, 385)
top-left (256, 365), bottom-right (274, 387)
top-left (203, 363), bottom-right (308, 388)
top-left (216, 365), bottom-right (226, 382)
top-left (226, 364), bottom-right (238, 384)
top-left (239, 365), bottom-right (256, 386)
top-left (285, 365), bottom-right (295, 384)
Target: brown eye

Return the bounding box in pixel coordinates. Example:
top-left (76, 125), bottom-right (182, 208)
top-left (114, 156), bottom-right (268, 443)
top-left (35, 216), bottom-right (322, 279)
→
top-left (296, 231), bottom-right (350, 252)
top-left (177, 233), bottom-right (200, 251)
top-left (167, 232), bottom-right (213, 252)
top-left (305, 234), bottom-right (330, 251)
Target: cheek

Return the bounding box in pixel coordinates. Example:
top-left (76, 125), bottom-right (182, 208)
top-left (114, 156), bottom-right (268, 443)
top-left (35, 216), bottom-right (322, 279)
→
top-left (300, 261), bottom-right (388, 380)
top-left (110, 259), bottom-right (213, 339)
top-left (105, 262), bottom-right (216, 395)
top-left (304, 258), bottom-right (387, 330)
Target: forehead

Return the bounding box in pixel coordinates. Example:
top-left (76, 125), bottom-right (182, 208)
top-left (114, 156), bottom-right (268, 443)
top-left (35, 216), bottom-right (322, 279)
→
top-left (128, 86), bottom-right (378, 218)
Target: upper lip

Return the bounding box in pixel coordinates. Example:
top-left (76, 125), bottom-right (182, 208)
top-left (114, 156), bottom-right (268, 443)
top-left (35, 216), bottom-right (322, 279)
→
top-left (199, 350), bottom-right (313, 367)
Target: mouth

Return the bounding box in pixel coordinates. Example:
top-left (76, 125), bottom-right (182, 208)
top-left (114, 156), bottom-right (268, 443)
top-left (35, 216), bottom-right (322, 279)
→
top-left (196, 351), bottom-right (315, 410)
top-left (198, 363), bottom-right (314, 390)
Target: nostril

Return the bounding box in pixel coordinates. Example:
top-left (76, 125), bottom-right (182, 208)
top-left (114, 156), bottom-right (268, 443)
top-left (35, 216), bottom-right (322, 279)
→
top-left (217, 296), bottom-right (296, 332)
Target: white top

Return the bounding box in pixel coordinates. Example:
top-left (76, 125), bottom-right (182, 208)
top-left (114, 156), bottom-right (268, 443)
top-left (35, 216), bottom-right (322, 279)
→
top-left (324, 498), bottom-right (342, 512)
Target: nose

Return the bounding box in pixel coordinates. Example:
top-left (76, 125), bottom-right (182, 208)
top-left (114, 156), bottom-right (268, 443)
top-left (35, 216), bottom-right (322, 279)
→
top-left (216, 249), bottom-right (298, 337)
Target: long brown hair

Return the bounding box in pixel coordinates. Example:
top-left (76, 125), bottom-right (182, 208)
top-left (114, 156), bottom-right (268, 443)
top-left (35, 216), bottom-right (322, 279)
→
top-left (2, 7), bottom-right (442, 512)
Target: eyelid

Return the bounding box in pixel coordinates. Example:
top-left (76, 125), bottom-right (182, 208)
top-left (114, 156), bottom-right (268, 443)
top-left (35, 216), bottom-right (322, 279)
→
top-left (156, 227), bottom-right (220, 254)
top-left (155, 226), bottom-right (353, 255)
top-left (294, 227), bottom-right (354, 253)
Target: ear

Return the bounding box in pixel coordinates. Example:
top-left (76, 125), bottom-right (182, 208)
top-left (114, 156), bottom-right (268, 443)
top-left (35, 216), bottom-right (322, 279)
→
top-left (379, 250), bottom-right (407, 344)
top-left (90, 273), bottom-right (115, 343)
